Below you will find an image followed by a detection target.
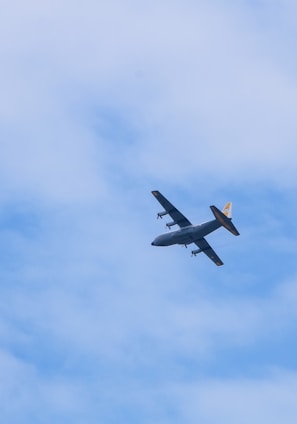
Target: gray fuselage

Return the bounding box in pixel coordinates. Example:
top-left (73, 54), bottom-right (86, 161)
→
top-left (151, 219), bottom-right (221, 246)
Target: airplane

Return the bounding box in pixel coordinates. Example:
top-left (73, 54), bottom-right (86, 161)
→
top-left (151, 190), bottom-right (240, 266)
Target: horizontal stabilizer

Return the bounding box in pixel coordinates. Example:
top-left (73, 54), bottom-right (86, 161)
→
top-left (210, 205), bottom-right (240, 236)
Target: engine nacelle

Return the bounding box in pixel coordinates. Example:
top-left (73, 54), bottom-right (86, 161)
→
top-left (157, 210), bottom-right (168, 219)
top-left (166, 221), bottom-right (177, 228)
top-left (191, 248), bottom-right (202, 256)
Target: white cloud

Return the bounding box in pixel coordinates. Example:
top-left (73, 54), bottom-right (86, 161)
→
top-left (1, 0), bottom-right (297, 206)
top-left (1, 1), bottom-right (297, 422)
top-left (0, 349), bottom-right (91, 423)
top-left (171, 371), bottom-right (297, 424)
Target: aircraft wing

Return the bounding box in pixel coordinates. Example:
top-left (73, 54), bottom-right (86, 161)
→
top-left (193, 238), bottom-right (224, 266)
top-left (152, 190), bottom-right (192, 228)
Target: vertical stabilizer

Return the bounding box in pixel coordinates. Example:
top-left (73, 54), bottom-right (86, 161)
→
top-left (222, 202), bottom-right (232, 218)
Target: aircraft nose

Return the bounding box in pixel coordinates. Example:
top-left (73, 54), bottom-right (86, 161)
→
top-left (151, 242), bottom-right (155, 246)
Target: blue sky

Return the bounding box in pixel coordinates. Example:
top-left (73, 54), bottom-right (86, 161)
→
top-left (1, 0), bottom-right (297, 422)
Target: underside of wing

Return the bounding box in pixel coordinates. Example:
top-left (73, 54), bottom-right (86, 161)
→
top-left (193, 238), bottom-right (224, 266)
top-left (152, 190), bottom-right (192, 228)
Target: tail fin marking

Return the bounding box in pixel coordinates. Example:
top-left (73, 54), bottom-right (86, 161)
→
top-left (222, 202), bottom-right (232, 218)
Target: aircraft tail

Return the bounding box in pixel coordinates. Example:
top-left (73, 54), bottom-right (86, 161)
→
top-left (222, 201), bottom-right (232, 218)
top-left (210, 203), bottom-right (240, 236)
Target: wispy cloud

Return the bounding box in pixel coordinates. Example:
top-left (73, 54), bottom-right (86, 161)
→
top-left (171, 370), bottom-right (297, 424)
top-left (1, 1), bottom-right (297, 423)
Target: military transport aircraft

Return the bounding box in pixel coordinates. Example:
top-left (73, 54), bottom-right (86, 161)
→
top-left (151, 190), bottom-right (240, 266)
